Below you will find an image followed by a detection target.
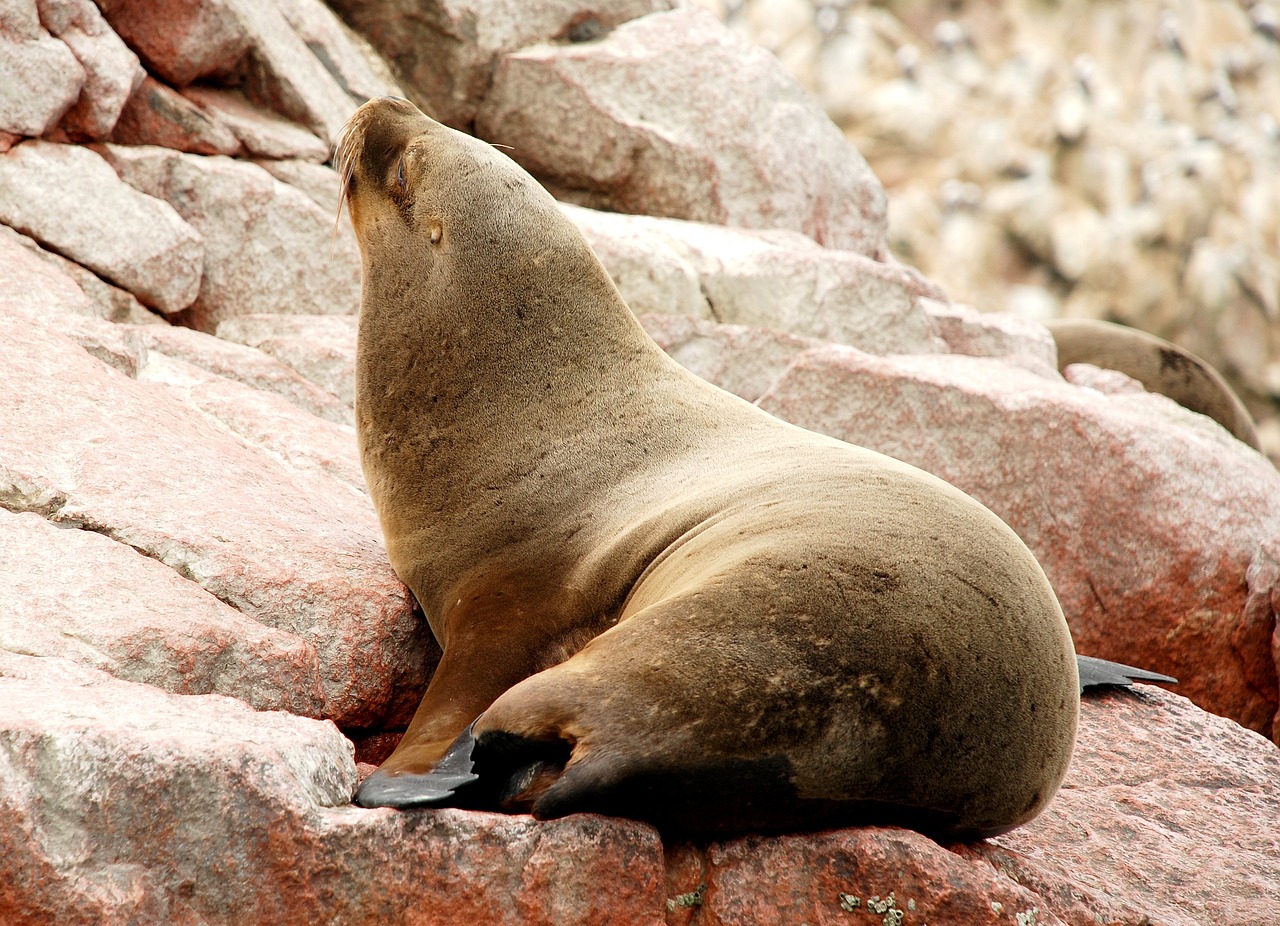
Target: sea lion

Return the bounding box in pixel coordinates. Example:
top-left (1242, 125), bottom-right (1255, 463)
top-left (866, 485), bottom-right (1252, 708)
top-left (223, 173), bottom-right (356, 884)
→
top-left (1047, 317), bottom-right (1261, 451)
top-left (338, 97), bottom-right (1079, 840)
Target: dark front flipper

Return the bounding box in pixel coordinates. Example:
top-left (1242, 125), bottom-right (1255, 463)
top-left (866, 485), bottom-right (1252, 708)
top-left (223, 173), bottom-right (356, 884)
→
top-left (354, 720), bottom-right (482, 809)
top-left (1077, 655), bottom-right (1177, 694)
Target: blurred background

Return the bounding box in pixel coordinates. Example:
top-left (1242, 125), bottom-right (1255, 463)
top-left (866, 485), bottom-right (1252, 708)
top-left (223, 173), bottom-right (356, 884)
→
top-left (695, 0), bottom-right (1280, 462)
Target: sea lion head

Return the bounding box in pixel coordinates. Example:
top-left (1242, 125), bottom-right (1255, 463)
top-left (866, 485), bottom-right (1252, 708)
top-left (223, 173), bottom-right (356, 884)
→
top-left (334, 97), bottom-right (589, 314)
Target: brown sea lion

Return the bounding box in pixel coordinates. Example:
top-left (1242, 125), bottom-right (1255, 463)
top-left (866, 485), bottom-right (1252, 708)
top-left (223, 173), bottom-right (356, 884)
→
top-left (337, 97), bottom-right (1079, 840)
top-left (1047, 317), bottom-right (1261, 451)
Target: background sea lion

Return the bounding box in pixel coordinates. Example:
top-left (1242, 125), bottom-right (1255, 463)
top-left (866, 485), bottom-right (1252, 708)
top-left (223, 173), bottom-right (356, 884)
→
top-left (338, 97), bottom-right (1080, 840)
top-left (1047, 317), bottom-right (1261, 451)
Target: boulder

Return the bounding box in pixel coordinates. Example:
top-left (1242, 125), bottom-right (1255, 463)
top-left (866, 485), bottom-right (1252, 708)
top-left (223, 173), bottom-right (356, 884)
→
top-left (36, 0), bottom-right (144, 139)
top-left (0, 140), bottom-right (203, 312)
top-left (180, 86), bottom-right (328, 160)
top-left (0, 0), bottom-right (84, 137)
top-left (217, 313), bottom-right (359, 408)
top-left (0, 508), bottom-right (325, 714)
top-left (564, 203), bottom-right (936, 353)
top-left (753, 342), bottom-right (1280, 736)
top-left (477, 7), bottom-right (887, 256)
top-left (133, 321), bottom-right (353, 425)
top-left (94, 0), bottom-right (367, 144)
top-left (325, 0), bottom-right (672, 129)
top-left (111, 75), bottom-right (245, 155)
top-left (99, 144), bottom-right (361, 331)
top-left (2, 651), bottom-right (1275, 925)
top-left (0, 301), bottom-right (429, 729)
top-left (0, 223), bottom-right (161, 324)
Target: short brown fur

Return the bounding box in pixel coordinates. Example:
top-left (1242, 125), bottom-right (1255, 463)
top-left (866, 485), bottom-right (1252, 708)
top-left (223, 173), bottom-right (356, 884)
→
top-left (340, 98), bottom-right (1079, 839)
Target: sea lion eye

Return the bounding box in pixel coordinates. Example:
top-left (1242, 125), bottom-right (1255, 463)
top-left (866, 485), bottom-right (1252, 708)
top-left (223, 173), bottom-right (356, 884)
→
top-left (395, 156), bottom-right (407, 191)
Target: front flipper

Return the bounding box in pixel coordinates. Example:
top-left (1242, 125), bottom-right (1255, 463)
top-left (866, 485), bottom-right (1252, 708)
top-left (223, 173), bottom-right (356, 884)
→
top-left (355, 720), bottom-right (482, 809)
top-left (1077, 654), bottom-right (1177, 694)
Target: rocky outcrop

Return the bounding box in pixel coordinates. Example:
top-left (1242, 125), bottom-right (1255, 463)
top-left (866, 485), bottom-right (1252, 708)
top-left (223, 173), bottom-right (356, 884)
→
top-left (703, 0), bottom-right (1280, 460)
top-left (3, 656), bottom-right (1275, 925)
top-left (2, 0), bottom-right (1278, 923)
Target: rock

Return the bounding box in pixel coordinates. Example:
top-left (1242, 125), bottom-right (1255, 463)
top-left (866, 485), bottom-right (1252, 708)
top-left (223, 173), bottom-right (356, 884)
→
top-left (99, 144), bottom-right (361, 331)
top-left (753, 342), bottom-right (1280, 736)
top-left (640, 313), bottom-right (819, 404)
top-left (273, 0), bottom-right (402, 103)
top-left (134, 321), bottom-right (353, 425)
top-left (216, 313), bottom-right (358, 408)
top-left (0, 303), bottom-right (429, 729)
top-left (563, 203), bottom-right (928, 351)
top-left (181, 86), bottom-right (329, 161)
top-left (0, 140), bottom-right (203, 312)
top-left (0, 0), bottom-right (84, 136)
top-left (0, 508), bottom-right (326, 714)
top-left (0, 223), bottom-right (162, 324)
top-left (964, 686), bottom-right (1280, 926)
top-left (137, 349), bottom-right (365, 492)
top-left (111, 75), bottom-right (245, 155)
top-left (93, 0), bottom-right (249, 87)
top-left (0, 651), bottom-right (667, 924)
top-left (923, 299), bottom-right (1058, 371)
top-left (476, 7), bottom-right (887, 256)
top-left (95, 0), bottom-right (361, 144)
top-left (325, 0), bottom-right (672, 129)
top-left (36, 0), bottom-right (144, 139)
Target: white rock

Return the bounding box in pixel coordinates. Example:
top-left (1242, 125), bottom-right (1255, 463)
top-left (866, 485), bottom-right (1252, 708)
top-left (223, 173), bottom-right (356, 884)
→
top-left (0, 140), bottom-right (203, 312)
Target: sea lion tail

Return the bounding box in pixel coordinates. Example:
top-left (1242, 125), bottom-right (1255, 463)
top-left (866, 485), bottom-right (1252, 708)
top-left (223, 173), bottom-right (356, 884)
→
top-left (1076, 654), bottom-right (1177, 694)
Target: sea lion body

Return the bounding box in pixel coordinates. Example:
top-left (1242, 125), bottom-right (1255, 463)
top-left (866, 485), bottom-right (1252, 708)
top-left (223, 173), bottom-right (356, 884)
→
top-left (339, 98), bottom-right (1079, 839)
top-left (1047, 317), bottom-right (1261, 451)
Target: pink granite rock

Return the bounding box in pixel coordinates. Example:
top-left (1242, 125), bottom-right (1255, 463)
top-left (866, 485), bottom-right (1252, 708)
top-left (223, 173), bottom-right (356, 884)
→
top-left (326, 0), bottom-right (672, 129)
top-left (565, 203), bottom-right (935, 353)
top-left (0, 508), bottom-right (325, 714)
top-left (0, 651), bottom-right (667, 924)
top-left (0, 304), bottom-right (428, 729)
top-left (95, 0), bottom-right (362, 144)
top-left (36, 0), bottom-right (143, 139)
top-left (137, 349), bottom-right (365, 492)
top-left (111, 75), bottom-right (245, 155)
top-left (94, 0), bottom-right (248, 86)
top-left (182, 85), bottom-right (328, 161)
top-left (477, 7), bottom-right (887, 256)
top-left (0, 223), bottom-right (161, 324)
top-left (755, 343), bottom-right (1280, 736)
top-left (100, 144), bottom-right (361, 331)
top-left (217, 313), bottom-right (358, 408)
top-left (134, 321), bottom-right (353, 425)
top-left (0, 0), bottom-right (84, 136)
top-left (0, 140), bottom-right (203, 312)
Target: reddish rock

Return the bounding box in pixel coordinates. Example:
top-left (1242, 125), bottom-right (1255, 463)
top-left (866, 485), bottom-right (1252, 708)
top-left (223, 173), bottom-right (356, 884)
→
top-left (111, 75), bottom-right (244, 155)
top-left (0, 140), bottom-right (203, 312)
top-left (0, 0), bottom-right (84, 136)
top-left (477, 7), bottom-right (887, 256)
top-left (327, 0), bottom-right (672, 129)
top-left (640, 313), bottom-right (819, 403)
top-left (0, 223), bottom-right (161, 324)
top-left (0, 303), bottom-right (428, 729)
top-left (36, 0), bottom-right (144, 139)
top-left (93, 0), bottom-right (249, 87)
top-left (183, 85), bottom-right (328, 161)
top-left (755, 343), bottom-right (1280, 736)
top-left (0, 508), bottom-right (325, 714)
top-left (274, 0), bottom-right (402, 103)
top-left (100, 144), bottom-right (361, 331)
top-left (565, 203), bottom-right (935, 353)
top-left (137, 349), bottom-right (365, 492)
top-left (95, 0), bottom-right (361, 144)
top-left (134, 321), bottom-right (353, 425)
top-left (216, 313), bottom-right (359, 407)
